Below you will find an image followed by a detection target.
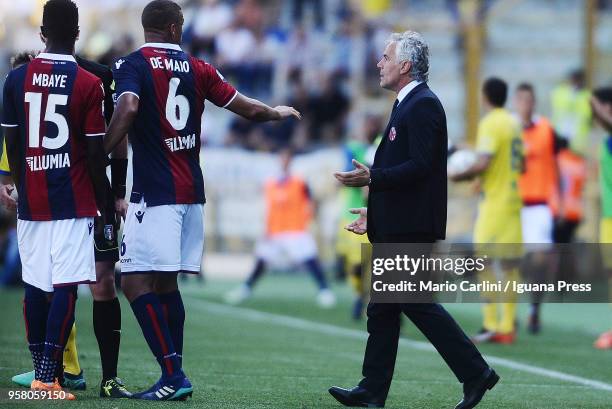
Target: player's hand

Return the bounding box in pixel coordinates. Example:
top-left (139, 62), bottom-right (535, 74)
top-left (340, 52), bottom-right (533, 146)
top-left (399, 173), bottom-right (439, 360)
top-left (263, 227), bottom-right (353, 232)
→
top-left (274, 105), bottom-right (302, 120)
top-left (0, 183), bottom-right (17, 210)
top-left (334, 159), bottom-right (370, 187)
top-left (115, 198), bottom-right (128, 220)
top-left (345, 207), bottom-right (367, 235)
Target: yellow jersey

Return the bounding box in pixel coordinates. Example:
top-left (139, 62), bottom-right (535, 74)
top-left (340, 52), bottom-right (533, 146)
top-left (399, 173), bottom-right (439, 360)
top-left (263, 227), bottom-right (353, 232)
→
top-left (474, 108), bottom-right (523, 246)
top-left (0, 139), bottom-right (10, 176)
top-left (476, 108), bottom-right (523, 213)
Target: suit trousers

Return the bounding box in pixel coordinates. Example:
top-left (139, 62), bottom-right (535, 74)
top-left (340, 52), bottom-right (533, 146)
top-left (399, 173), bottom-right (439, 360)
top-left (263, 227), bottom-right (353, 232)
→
top-left (358, 235), bottom-right (488, 398)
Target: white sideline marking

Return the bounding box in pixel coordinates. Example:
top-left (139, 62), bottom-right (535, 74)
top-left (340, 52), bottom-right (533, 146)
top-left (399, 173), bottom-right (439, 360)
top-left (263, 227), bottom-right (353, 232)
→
top-left (186, 297), bottom-right (612, 393)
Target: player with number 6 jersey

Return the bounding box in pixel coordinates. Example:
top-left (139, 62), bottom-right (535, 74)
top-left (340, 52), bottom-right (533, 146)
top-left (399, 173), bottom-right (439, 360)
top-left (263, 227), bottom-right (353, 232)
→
top-left (104, 0), bottom-right (301, 400)
top-left (112, 45), bottom-right (235, 206)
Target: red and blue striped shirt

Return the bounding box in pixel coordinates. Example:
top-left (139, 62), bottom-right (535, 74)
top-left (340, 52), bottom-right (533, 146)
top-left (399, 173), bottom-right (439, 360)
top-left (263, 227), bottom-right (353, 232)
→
top-left (1, 53), bottom-right (105, 221)
top-left (113, 43), bottom-right (237, 206)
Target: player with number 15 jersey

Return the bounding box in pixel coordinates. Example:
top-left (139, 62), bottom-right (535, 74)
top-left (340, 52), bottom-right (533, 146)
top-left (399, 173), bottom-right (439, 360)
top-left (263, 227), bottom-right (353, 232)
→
top-left (1, 0), bottom-right (109, 394)
top-left (2, 54), bottom-right (104, 222)
top-left (2, 52), bottom-right (108, 295)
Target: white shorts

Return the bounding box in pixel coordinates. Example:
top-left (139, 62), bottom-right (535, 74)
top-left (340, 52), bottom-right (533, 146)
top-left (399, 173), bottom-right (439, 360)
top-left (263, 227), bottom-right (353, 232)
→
top-left (17, 218), bottom-right (95, 292)
top-left (120, 198), bottom-right (204, 274)
top-left (255, 232), bottom-right (318, 265)
top-left (521, 204), bottom-right (553, 245)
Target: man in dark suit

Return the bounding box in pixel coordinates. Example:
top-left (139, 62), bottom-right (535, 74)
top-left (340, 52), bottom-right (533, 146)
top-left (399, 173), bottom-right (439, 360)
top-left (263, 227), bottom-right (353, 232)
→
top-left (331, 31), bottom-right (498, 409)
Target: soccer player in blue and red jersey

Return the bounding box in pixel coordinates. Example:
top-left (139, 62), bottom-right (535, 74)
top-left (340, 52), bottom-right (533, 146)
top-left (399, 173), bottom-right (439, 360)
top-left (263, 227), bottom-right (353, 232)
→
top-left (103, 0), bottom-right (301, 400)
top-left (1, 0), bottom-right (109, 399)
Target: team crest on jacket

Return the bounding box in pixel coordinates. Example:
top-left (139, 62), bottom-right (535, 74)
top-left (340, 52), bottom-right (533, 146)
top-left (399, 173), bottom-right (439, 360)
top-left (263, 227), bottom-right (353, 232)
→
top-left (389, 126), bottom-right (396, 141)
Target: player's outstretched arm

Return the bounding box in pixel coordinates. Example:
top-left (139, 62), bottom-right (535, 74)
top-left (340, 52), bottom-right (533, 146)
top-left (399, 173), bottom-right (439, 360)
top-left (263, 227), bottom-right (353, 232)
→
top-left (225, 92), bottom-right (301, 122)
top-left (104, 93), bottom-right (139, 155)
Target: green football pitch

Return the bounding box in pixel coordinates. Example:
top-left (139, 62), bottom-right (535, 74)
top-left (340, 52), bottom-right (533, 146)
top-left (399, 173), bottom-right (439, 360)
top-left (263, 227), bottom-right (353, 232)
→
top-left (0, 276), bottom-right (611, 408)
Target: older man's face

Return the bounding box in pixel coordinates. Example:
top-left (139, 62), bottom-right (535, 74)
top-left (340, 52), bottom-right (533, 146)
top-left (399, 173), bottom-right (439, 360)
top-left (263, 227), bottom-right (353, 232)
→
top-left (377, 42), bottom-right (402, 91)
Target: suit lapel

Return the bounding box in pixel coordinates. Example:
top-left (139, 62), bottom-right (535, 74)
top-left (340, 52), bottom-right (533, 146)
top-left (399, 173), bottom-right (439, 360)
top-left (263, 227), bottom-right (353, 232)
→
top-left (374, 83), bottom-right (429, 164)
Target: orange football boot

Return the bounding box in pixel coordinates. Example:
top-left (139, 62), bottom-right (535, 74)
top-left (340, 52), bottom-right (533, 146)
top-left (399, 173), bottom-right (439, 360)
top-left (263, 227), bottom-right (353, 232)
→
top-left (31, 379), bottom-right (76, 400)
top-left (594, 331), bottom-right (612, 350)
top-left (491, 331), bottom-right (516, 344)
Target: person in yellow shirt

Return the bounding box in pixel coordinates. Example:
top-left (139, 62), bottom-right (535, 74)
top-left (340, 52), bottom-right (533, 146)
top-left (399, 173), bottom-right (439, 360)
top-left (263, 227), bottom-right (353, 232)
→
top-left (450, 77), bottom-right (523, 344)
top-left (591, 88), bottom-right (612, 350)
top-left (551, 69), bottom-right (592, 156)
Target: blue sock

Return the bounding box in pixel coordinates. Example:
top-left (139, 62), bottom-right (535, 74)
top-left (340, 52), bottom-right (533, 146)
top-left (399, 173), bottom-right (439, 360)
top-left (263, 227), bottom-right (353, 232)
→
top-left (304, 258), bottom-right (328, 290)
top-left (42, 286), bottom-right (77, 383)
top-left (24, 284), bottom-right (50, 381)
top-left (158, 291), bottom-right (185, 365)
top-left (130, 293), bottom-right (182, 380)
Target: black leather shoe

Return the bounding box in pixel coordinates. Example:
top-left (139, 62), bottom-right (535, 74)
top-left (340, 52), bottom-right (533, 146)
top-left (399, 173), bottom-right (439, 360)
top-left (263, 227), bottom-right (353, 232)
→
top-left (455, 368), bottom-right (500, 409)
top-left (328, 386), bottom-right (385, 408)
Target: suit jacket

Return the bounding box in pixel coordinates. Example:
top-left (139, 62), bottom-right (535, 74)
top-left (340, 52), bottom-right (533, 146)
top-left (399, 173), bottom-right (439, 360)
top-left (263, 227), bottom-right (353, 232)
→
top-left (367, 82), bottom-right (447, 243)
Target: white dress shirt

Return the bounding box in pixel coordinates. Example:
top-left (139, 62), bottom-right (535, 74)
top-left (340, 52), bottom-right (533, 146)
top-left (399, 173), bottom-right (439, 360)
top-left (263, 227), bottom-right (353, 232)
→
top-left (396, 80), bottom-right (423, 105)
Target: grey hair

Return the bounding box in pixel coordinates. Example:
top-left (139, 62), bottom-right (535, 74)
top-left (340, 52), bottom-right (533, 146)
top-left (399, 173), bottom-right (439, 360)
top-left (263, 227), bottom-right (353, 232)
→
top-left (388, 31), bottom-right (429, 82)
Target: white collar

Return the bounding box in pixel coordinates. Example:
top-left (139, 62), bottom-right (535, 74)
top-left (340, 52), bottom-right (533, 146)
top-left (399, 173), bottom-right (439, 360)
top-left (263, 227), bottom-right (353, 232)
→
top-left (36, 53), bottom-right (76, 63)
top-left (140, 42), bottom-right (182, 51)
top-left (396, 80), bottom-right (423, 104)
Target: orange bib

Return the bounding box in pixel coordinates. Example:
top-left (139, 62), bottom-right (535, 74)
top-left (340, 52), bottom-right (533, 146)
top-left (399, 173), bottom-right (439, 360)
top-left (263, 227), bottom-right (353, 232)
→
top-left (265, 177), bottom-right (312, 235)
top-left (519, 118), bottom-right (558, 204)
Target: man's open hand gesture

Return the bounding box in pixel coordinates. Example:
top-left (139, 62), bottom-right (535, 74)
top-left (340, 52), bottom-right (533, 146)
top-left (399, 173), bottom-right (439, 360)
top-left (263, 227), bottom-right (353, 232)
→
top-left (334, 159), bottom-right (370, 187)
top-left (345, 207), bottom-right (367, 235)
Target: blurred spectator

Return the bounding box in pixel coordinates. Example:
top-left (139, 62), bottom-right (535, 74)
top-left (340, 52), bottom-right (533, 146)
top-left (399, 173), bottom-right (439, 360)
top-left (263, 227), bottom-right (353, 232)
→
top-left (214, 0), bottom-right (277, 97)
top-left (307, 72), bottom-right (350, 142)
top-left (551, 69), bottom-right (592, 156)
top-left (0, 211), bottom-right (20, 287)
top-left (225, 116), bottom-right (258, 148)
top-left (215, 20), bottom-right (256, 67)
top-left (325, 11), bottom-right (358, 78)
top-left (189, 0), bottom-right (233, 59)
top-left (282, 24), bottom-right (327, 94)
top-left (291, 0), bottom-right (325, 30)
top-left (363, 21), bottom-right (392, 94)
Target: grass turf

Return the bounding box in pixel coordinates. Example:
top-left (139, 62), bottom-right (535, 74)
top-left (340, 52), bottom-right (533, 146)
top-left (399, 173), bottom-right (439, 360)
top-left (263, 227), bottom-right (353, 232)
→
top-left (0, 275), bottom-right (610, 408)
